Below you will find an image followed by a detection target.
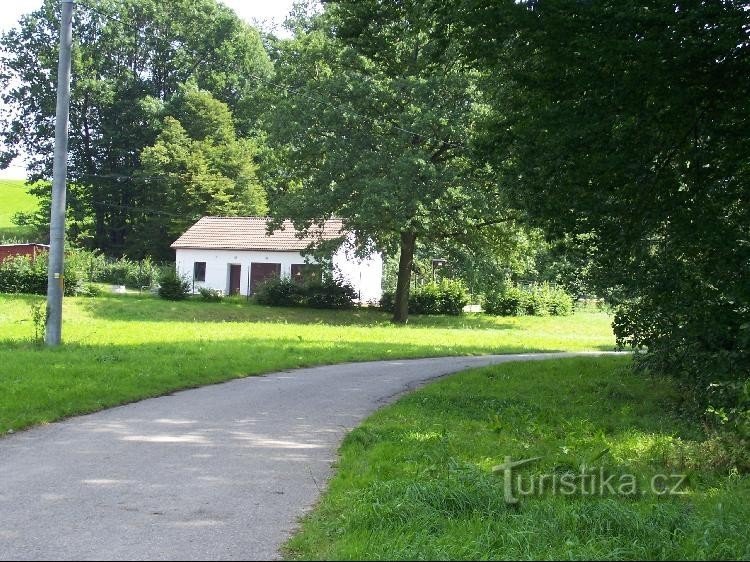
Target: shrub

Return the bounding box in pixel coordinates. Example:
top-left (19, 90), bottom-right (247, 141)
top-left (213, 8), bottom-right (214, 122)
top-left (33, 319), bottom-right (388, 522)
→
top-left (484, 283), bottom-right (573, 317)
top-left (56, 248), bottom-right (162, 289)
top-left (615, 301), bottom-right (750, 463)
top-left (0, 255), bottom-right (47, 294)
top-left (101, 257), bottom-right (160, 288)
top-left (305, 277), bottom-right (357, 309)
top-left (483, 285), bottom-right (529, 316)
top-left (157, 268), bottom-right (190, 300)
top-left (255, 276), bottom-right (356, 309)
top-left (409, 283), bottom-right (443, 315)
top-left (0, 254), bottom-right (80, 296)
top-left (65, 248), bottom-right (109, 282)
top-left (29, 301), bottom-right (46, 344)
top-left (75, 283), bottom-right (104, 297)
top-left (255, 277), bottom-right (305, 307)
top-left (547, 286), bottom-right (574, 316)
top-left (198, 287), bottom-right (224, 302)
top-left (380, 280), bottom-right (469, 315)
top-left (528, 285), bottom-right (552, 316)
top-left (380, 290), bottom-right (395, 312)
top-left (411, 280), bottom-right (469, 315)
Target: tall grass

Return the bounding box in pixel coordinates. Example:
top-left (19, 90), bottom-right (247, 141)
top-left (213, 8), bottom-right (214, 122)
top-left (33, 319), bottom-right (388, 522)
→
top-left (285, 357), bottom-right (750, 560)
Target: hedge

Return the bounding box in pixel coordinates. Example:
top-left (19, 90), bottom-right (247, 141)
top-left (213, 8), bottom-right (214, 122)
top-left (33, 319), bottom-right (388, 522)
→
top-left (255, 276), bottom-right (357, 309)
top-left (483, 282), bottom-right (574, 316)
top-left (381, 279), bottom-right (470, 316)
top-left (0, 254), bottom-right (80, 296)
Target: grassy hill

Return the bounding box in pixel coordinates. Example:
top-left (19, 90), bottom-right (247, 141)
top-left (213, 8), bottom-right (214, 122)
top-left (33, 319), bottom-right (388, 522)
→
top-left (0, 179), bottom-right (40, 242)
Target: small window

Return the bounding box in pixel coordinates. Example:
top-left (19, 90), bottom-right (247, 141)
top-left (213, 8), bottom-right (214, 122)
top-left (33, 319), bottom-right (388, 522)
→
top-left (193, 262), bottom-right (206, 282)
top-left (291, 264), bottom-right (321, 283)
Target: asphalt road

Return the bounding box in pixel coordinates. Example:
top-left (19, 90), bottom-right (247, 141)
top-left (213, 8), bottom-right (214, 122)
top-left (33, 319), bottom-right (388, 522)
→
top-left (0, 353), bottom-right (609, 561)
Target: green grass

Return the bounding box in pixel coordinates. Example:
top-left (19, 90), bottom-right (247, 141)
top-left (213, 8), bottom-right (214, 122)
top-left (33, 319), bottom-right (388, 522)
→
top-left (0, 293), bottom-right (614, 433)
top-left (0, 179), bottom-right (38, 241)
top-left (285, 356), bottom-right (750, 560)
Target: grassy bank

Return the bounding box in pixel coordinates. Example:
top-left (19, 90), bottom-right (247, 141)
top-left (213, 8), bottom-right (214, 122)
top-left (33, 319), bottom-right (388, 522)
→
top-left (0, 179), bottom-right (38, 241)
top-left (286, 356), bottom-right (749, 560)
top-left (0, 293), bottom-right (615, 433)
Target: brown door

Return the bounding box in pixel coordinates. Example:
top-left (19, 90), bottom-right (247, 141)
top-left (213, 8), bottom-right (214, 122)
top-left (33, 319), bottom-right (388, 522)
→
top-left (250, 262), bottom-right (281, 293)
top-left (228, 264), bottom-right (242, 295)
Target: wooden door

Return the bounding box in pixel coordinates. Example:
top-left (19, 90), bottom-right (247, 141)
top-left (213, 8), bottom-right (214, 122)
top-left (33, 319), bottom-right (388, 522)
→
top-left (250, 262), bottom-right (281, 293)
top-left (228, 264), bottom-right (242, 295)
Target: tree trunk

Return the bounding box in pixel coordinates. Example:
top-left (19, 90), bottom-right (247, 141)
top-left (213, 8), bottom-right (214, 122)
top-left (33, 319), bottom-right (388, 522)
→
top-left (393, 231), bottom-right (417, 324)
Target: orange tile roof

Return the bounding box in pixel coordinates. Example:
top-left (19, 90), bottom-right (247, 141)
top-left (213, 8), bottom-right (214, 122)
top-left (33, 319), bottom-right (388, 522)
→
top-left (170, 217), bottom-right (345, 251)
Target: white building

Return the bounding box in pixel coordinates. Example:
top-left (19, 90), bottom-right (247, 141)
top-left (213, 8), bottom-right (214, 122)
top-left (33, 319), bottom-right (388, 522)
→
top-left (171, 217), bottom-right (383, 303)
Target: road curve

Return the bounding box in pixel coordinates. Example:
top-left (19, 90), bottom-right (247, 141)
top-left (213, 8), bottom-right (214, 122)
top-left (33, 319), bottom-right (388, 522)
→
top-left (0, 352), bottom-right (615, 561)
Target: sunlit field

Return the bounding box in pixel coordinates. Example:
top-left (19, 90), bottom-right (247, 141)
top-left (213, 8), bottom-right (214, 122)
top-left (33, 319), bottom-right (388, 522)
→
top-left (0, 293), bottom-right (615, 433)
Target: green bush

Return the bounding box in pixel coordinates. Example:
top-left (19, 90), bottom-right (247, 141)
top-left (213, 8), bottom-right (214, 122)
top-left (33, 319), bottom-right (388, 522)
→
top-left (75, 283), bottom-right (104, 297)
top-left (65, 248), bottom-right (109, 282)
top-left (380, 280), bottom-right (469, 315)
top-left (305, 277), bottom-right (357, 309)
top-left (380, 290), bottom-right (395, 312)
top-left (101, 257), bottom-right (160, 288)
top-left (483, 285), bottom-right (529, 316)
top-left (409, 283), bottom-right (443, 315)
top-left (615, 301), bottom-right (750, 462)
top-left (547, 286), bottom-right (574, 316)
top-left (484, 283), bottom-right (573, 317)
top-left (255, 277), bottom-right (305, 307)
top-left (53, 248), bottom-right (162, 289)
top-left (198, 287), bottom-right (224, 302)
top-left (255, 276), bottom-right (356, 309)
top-left (157, 268), bottom-right (190, 300)
top-left (0, 254), bottom-right (80, 296)
top-left (0, 255), bottom-right (47, 294)
top-left (412, 280), bottom-right (469, 315)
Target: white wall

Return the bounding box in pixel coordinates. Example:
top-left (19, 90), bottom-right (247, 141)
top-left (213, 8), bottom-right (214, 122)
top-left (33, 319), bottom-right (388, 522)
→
top-left (176, 248), bottom-right (310, 296)
top-left (332, 244), bottom-right (383, 304)
top-left (175, 247), bottom-right (383, 302)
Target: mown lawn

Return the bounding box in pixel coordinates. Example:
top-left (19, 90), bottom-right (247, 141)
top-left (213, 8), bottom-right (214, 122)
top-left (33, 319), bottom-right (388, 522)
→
top-left (0, 179), bottom-right (38, 241)
top-left (286, 356), bottom-right (750, 560)
top-left (0, 293), bottom-right (615, 433)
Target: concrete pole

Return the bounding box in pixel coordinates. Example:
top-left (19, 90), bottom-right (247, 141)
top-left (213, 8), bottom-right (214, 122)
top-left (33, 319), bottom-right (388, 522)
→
top-left (46, 0), bottom-right (74, 346)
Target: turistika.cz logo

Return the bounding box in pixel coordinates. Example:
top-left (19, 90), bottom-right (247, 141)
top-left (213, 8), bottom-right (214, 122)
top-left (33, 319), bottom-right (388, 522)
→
top-left (492, 455), bottom-right (688, 504)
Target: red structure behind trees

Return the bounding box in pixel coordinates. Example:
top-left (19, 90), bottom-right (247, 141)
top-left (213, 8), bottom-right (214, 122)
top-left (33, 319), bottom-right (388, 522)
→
top-left (0, 244), bottom-right (49, 263)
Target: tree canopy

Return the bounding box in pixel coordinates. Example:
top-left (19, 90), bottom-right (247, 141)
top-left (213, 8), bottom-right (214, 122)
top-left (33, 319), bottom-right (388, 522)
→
top-left (128, 85), bottom-right (267, 259)
top-left (0, 0), bottom-right (272, 256)
top-left (263, 0), bottom-right (517, 322)
top-left (453, 0), bottom-right (750, 417)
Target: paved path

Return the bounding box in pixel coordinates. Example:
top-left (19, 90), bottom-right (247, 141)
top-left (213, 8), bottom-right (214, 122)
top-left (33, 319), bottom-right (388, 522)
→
top-left (0, 353), bottom-right (611, 561)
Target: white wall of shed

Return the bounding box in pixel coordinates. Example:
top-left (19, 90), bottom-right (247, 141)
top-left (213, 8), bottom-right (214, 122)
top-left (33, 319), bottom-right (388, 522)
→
top-left (332, 245), bottom-right (383, 304)
top-left (175, 247), bottom-right (383, 301)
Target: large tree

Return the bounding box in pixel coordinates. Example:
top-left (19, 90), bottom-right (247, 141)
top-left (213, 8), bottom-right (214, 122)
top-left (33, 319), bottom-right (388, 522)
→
top-left (264, 0), bottom-right (514, 322)
top-left (455, 0), bottom-right (750, 413)
top-left (127, 85), bottom-right (267, 259)
top-left (0, 0), bottom-right (272, 255)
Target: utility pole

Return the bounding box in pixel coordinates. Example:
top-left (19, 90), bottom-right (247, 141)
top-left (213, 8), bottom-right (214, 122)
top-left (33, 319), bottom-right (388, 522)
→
top-left (46, 0), bottom-right (74, 347)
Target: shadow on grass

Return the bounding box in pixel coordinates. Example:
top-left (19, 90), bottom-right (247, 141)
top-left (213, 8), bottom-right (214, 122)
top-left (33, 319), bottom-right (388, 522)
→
top-left (73, 293), bottom-right (597, 331)
top-left (0, 336), bottom-right (582, 432)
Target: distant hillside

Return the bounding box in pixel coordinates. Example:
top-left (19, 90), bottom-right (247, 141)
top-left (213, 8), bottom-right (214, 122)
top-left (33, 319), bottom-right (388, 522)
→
top-left (0, 179), bottom-right (40, 242)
